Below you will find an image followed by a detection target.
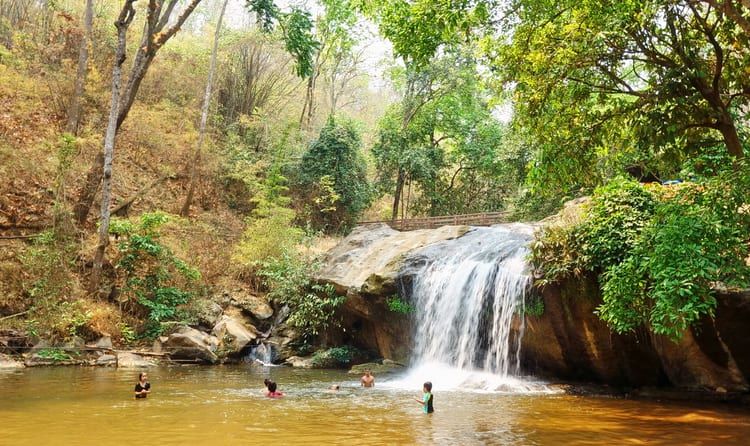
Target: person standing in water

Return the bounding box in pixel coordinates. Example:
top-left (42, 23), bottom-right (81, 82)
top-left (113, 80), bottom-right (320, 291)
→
top-left (266, 381), bottom-right (284, 398)
top-left (134, 372), bottom-right (151, 399)
top-left (415, 381), bottom-right (433, 414)
top-left (360, 370), bottom-right (375, 387)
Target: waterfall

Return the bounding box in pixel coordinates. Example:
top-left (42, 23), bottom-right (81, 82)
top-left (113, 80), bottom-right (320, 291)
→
top-left (388, 224), bottom-right (552, 392)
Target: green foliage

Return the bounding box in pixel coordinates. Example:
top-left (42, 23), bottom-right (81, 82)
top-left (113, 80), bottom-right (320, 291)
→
top-left (246, 0), bottom-right (279, 32)
top-left (245, 1), bottom-right (320, 78)
top-left (523, 295), bottom-right (545, 318)
top-left (36, 348), bottom-right (71, 361)
top-left (233, 165), bottom-right (304, 274)
top-left (259, 253), bottom-right (345, 339)
top-left (534, 168), bottom-right (750, 339)
top-left (578, 179), bottom-right (655, 269)
top-left (372, 48), bottom-right (522, 217)
top-left (119, 323), bottom-right (137, 345)
top-left (311, 345), bottom-right (364, 368)
top-left (298, 116), bottom-right (371, 232)
top-left (56, 300), bottom-right (92, 338)
top-left (385, 295), bottom-right (414, 314)
top-left (112, 212), bottom-right (201, 338)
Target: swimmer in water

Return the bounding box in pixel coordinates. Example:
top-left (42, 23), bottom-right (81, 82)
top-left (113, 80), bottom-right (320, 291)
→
top-left (360, 370), bottom-right (374, 388)
top-left (414, 381), bottom-right (433, 414)
top-left (266, 381), bottom-right (283, 398)
top-left (134, 372), bottom-right (151, 399)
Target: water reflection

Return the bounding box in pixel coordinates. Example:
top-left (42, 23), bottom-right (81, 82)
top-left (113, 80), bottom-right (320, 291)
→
top-left (1, 366), bottom-right (749, 445)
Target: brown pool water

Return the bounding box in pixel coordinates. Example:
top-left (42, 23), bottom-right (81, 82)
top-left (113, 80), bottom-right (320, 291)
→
top-left (1, 365), bottom-right (748, 445)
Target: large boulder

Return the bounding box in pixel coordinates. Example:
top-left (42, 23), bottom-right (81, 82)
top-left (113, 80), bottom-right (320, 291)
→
top-left (194, 299), bottom-right (224, 328)
top-left (164, 326), bottom-right (219, 363)
top-left (214, 280), bottom-right (274, 321)
top-left (117, 352), bottom-right (155, 368)
top-left (318, 223), bottom-right (470, 296)
top-left (96, 354), bottom-right (117, 367)
top-left (285, 356), bottom-right (314, 368)
top-left (212, 315), bottom-right (257, 355)
top-left (0, 353), bottom-right (24, 369)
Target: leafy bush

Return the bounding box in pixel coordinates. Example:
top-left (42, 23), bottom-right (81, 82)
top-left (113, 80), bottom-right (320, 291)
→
top-left (386, 295), bottom-right (415, 314)
top-left (233, 165), bottom-right (304, 278)
top-left (259, 253), bottom-right (344, 340)
top-left (297, 116), bottom-right (371, 233)
top-left (311, 346), bottom-right (364, 368)
top-left (533, 168), bottom-right (750, 340)
top-left (110, 212), bottom-right (201, 338)
top-left (36, 348), bottom-right (71, 361)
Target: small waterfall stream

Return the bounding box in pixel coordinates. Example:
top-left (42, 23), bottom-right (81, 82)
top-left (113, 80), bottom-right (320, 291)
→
top-left (389, 224), bottom-right (552, 392)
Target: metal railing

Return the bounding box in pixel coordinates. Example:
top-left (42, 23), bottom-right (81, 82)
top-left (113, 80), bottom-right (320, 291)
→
top-left (358, 211), bottom-right (510, 231)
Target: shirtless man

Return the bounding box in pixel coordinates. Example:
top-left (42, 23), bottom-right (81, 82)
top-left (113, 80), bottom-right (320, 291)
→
top-left (360, 370), bottom-right (375, 388)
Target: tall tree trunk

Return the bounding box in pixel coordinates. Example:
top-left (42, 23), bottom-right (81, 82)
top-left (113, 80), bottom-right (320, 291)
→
top-left (65, 0), bottom-right (93, 135)
top-left (90, 1), bottom-right (137, 294)
top-left (181, 0), bottom-right (229, 217)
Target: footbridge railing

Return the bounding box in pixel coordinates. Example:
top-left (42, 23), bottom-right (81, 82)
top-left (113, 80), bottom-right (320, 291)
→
top-left (357, 211), bottom-right (511, 231)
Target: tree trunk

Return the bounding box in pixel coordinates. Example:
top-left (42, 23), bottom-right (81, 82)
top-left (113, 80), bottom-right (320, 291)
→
top-left (90, 1), bottom-right (137, 294)
top-left (391, 169), bottom-right (405, 222)
top-left (65, 0), bottom-right (93, 135)
top-left (181, 0), bottom-right (229, 217)
top-left (717, 116), bottom-right (745, 159)
top-left (73, 151), bottom-right (104, 224)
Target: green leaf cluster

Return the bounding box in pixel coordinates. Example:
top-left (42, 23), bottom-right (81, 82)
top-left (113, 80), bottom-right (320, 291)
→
top-left (532, 168), bottom-right (750, 339)
top-left (298, 116), bottom-right (371, 232)
top-left (111, 212), bottom-right (201, 338)
top-left (258, 253), bottom-right (345, 340)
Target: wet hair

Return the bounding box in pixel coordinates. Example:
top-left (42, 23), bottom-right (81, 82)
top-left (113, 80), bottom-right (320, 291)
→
top-left (330, 385), bottom-right (340, 390)
top-left (423, 381), bottom-right (432, 392)
top-left (263, 378), bottom-right (271, 388)
top-left (139, 372), bottom-right (146, 381)
top-left (267, 381), bottom-right (277, 392)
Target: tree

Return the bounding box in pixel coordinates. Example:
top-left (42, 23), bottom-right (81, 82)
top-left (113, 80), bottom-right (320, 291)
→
top-left (494, 0), bottom-right (749, 193)
top-left (90, 0), bottom-right (137, 293)
top-left (299, 0), bottom-right (359, 129)
top-left (246, 0), bottom-right (320, 79)
top-left (74, 0), bottom-right (205, 224)
top-left (372, 48), bottom-right (516, 218)
top-left (298, 116), bottom-right (371, 232)
top-left (65, 0), bottom-right (93, 135)
top-left (361, 0), bottom-right (749, 196)
top-left (181, 0), bottom-right (230, 217)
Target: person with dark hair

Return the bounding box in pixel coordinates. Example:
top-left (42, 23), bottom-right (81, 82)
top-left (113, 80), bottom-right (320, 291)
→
top-left (263, 378), bottom-right (271, 390)
top-left (134, 372), bottom-right (151, 399)
top-left (266, 381), bottom-right (283, 398)
top-left (360, 370), bottom-right (374, 388)
top-left (414, 381), bottom-right (433, 413)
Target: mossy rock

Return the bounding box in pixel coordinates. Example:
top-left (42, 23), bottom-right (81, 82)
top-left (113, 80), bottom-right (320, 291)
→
top-left (348, 360), bottom-right (405, 375)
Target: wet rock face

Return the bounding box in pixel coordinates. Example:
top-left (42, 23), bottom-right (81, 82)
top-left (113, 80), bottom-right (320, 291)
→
top-left (319, 224), bottom-right (750, 392)
top-left (522, 276), bottom-right (750, 392)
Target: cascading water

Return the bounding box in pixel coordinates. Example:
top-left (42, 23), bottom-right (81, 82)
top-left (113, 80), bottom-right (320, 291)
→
top-left (387, 224), bottom-right (553, 393)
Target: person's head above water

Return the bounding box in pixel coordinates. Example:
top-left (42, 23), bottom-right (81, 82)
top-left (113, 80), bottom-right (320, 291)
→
top-left (267, 381), bottom-right (277, 393)
top-left (423, 381), bottom-right (432, 392)
top-left (264, 378), bottom-right (271, 388)
top-left (364, 370), bottom-right (371, 377)
top-left (139, 372), bottom-right (148, 382)
top-left (329, 384), bottom-right (340, 390)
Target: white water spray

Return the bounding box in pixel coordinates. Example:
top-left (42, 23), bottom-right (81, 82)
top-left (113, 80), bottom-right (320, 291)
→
top-left (387, 224), bottom-right (553, 393)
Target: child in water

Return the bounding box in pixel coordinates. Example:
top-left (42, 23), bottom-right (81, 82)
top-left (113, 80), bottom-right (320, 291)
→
top-left (266, 381), bottom-right (284, 398)
top-left (414, 381), bottom-right (434, 413)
